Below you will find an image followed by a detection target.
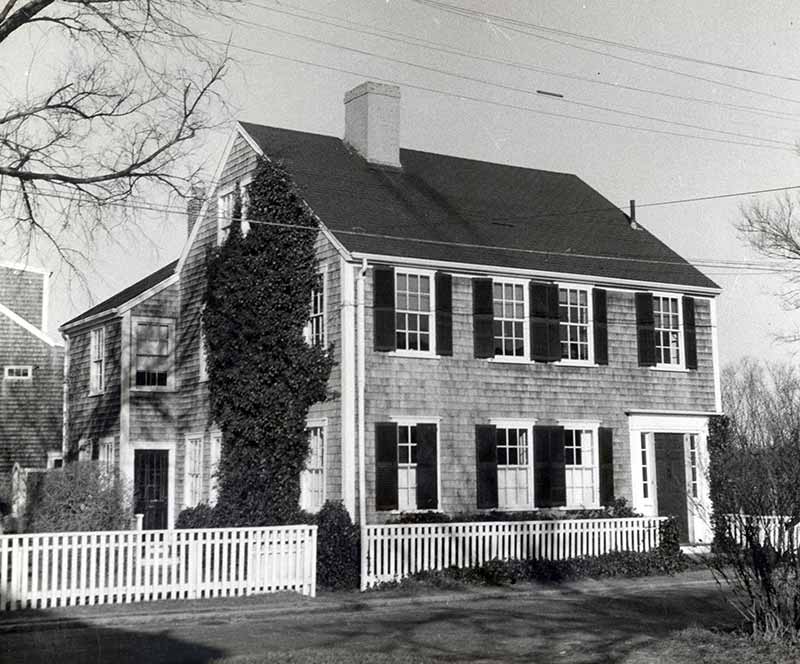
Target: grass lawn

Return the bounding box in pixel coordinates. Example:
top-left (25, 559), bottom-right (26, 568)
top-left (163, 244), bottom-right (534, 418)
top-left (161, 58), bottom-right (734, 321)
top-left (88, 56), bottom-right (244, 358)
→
top-left (212, 651), bottom-right (438, 663)
top-left (624, 627), bottom-right (800, 663)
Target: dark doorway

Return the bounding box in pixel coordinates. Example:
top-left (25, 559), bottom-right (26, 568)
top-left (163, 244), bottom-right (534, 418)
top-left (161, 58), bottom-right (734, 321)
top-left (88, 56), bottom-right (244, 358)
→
top-left (134, 449), bottom-right (169, 530)
top-left (654, 433), bottom-right (689, 542)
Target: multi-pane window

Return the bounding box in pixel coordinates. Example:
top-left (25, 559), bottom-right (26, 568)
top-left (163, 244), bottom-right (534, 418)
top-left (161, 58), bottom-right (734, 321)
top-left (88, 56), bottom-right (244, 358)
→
top-left (309, 274), bottom-right (326, 347)
top-left (209, 431), bottom-right (222, 506)
top-left (185, 436), bottom-right (202, 508)
top-left (217, 183), bottom-right (250, 245)
top-left (493, 282), bottom-right (526, 357)
top-left (134, 320), bottom-right (171, 388)
top-left (300, 425), bottom-right (325, 512)
top-left (559, 288), bottom-right (590, 361)
top-left (688, 434), bottom-right (698, 499)
top-left (98, 438), bottom-right (114, 474)
top-left (496, 427), bottom-right (529, 508)
top-left (4, 366), bottom-right (32, 380)
top-left (397, 424), bottom-right (418, 511)
top-left (564, 428), bottom-right (595, 507)
top-left (640, 433), bottom-right (650, 499)
top-left (653, 295), bottom-right (681, 365)
top-left (90, 327), bottom-right (105, 393)
top-left (395, 272), bottom-right (432, 352)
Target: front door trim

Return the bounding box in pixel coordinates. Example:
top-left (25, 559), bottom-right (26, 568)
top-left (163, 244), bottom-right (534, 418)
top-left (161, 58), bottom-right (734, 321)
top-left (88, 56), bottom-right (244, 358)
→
top-left (129, 440), bottom-right (175, 528)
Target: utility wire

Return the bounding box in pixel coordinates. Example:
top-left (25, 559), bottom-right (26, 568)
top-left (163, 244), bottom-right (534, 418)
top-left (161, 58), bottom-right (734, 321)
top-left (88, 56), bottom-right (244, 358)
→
top-left (243, 0), bottom-right (800, 125)
top-left (411, 0), bottom-right (800, 108)
top-left (226, 13), bottom-right (794, 148)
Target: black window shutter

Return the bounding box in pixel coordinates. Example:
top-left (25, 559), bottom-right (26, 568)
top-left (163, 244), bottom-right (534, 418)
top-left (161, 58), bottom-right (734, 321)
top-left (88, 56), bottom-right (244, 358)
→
top-left (534, 426), bottom-right (566, 507)
top-left (375, 422), bottom-right (398, 511)
top-left (475, 424), bottom-right (498, 509)
top-left (593, 288), bottom-right (609, 365)
top-left (435, 273), bottom-right (453, 357)
top-left (373, 266), bottom-right (396, 352)
top-left (598, 427), bottom-right (614, 506)
top-left (415, 423), bottom-right (438, 510)
top-left (473, 279), bottom-right (494, 359)
top-left (683, 296), bottom-right (698, 370)
top-left (635, 292), bottom-right (656, 367)
top-left (531, 282), bottom-right (561, 362)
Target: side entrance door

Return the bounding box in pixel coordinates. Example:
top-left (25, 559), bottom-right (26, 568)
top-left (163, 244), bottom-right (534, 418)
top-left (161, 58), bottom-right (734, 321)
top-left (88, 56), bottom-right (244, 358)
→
top-left (654, 433), bottom-right (689, 542)
top-left (134, 449), bottom-right (169, 530)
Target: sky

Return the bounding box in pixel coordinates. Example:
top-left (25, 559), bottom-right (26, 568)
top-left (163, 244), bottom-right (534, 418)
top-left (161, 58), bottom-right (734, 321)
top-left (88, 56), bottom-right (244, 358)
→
top-left (6, 0), bottom-right (800, 367)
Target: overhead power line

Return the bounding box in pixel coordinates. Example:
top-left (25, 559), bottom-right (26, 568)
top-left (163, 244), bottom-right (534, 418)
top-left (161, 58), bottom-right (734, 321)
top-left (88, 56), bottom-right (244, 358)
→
top-left (243, 0), bottom-right (800, 125)
top-left (227, 13), bottom-right (794, 149)
top-left (411, 0), bottom-right (800, 108)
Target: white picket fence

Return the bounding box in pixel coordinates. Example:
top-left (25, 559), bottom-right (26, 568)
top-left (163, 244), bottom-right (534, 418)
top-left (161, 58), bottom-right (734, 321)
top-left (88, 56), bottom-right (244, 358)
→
top-left (0, 525), bottom-right (317, 611)
top-left (363, 517), bottom-right (666, 589)
top-left (723, 514), bottom-right (800, 553)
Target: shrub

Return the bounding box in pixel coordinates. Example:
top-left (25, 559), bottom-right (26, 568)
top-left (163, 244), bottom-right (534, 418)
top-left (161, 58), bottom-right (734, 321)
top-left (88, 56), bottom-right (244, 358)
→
top-left (176, 503), bottom-right (218, 529)
top-left (315, 501), bottom-right (359, 590)
top-left (25, 462), bottom-right (132, 532)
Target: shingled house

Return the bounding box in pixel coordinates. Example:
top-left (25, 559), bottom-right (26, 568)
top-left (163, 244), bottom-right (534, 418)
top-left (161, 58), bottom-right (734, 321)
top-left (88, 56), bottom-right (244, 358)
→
top-left (0, 262), bottom-right (64, 491)
top-left (62, 82), bottom-right (721, 542)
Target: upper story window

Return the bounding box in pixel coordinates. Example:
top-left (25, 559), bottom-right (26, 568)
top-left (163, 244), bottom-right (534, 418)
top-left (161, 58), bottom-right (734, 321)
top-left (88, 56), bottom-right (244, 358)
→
top-left (493, 280), bottom-right (527, 358)
top-left (4, 365), bottom-right (32, 380)
top-left (395, 271), bottom-right (433, 353)
top-left (90, 326), bottom-right (105, 394)
top-left (217, 180), bottom-right (251, 245)
top-left (653, 295), bottom-right (682, 366)
top-left (199, 326), bottom-right (209, 382)
top-left (132, 317), bottom-right (174, 390)
top-left (305, 271), bottom-right (326, 347)
top-left (559, 287), bottom-right (591, 362)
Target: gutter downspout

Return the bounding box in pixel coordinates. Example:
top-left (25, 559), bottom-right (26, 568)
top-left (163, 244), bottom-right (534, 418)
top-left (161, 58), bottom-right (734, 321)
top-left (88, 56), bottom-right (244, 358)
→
top-left (357, 258), bottom-right (368, 591)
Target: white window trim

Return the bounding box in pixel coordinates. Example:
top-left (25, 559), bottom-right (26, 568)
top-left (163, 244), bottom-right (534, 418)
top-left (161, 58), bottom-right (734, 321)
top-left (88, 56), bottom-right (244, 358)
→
top-left (392, 268), bottom-right (437, 357)
top-left (304, 266), bottom-right (328, 348)
top-left (558, 420), bottom-right (601, 509)
top-left (130, 316), bottom-right (176, 392)
top-left (183, 433), bottom-right (204, 509)
top-left (491, 277), bottom-right (529, 362)
top-left (300, 417), bottom-right (327, 513)
top-left (217, 177), bottom-right (253, 246)
top-left (490, 418), bottom-right (536, 510)
top-left (128, 440), bottom-right (176, 528)
top-left (98, 436), bottom-right (115, 474)
top-left (46, 451), bottom-right (63, 469)
top-left (387, 415), bottom-right (441, 513)
top-left (3, 365), bottom-right (32, 380)
top-left (651, 291), bottom-right (685, 371)
top-left (555, 282), bottom-right (595, 367)
top-left (89, 326), bottom-right (105, 395)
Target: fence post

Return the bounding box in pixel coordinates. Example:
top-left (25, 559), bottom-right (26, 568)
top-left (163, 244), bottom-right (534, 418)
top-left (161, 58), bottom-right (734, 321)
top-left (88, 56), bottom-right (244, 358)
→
top-left (309, 526), bottom-right (317, 598)
top-left (135, 514), bottom-right (144, 531)
top-left (360, 524), bottom-right (368, 592)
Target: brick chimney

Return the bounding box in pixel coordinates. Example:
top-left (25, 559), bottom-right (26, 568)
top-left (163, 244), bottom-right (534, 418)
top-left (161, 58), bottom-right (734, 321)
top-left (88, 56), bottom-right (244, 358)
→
top-left (187, 185), bottom-right (205, 237)
top-left (344, 82), bottom-right (401, 168)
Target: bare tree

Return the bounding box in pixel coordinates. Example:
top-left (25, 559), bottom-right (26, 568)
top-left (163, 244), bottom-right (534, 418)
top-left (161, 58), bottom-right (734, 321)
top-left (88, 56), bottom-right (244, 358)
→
top-left (0, 0), bottom-right (237, 276)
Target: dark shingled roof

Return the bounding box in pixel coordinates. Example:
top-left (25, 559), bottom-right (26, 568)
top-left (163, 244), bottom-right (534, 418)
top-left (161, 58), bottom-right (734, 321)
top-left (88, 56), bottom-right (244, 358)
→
top-left (240, 122), bottom-right (718, 290)
top-left (62, 259), bottom-right (178, 328)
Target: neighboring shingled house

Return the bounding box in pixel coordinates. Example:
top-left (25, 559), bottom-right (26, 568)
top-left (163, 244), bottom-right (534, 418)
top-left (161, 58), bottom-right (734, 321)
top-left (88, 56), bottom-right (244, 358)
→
top-left (0, 262), bottom-right (64, 491)
top-left (62, 81), bottom-right (721, 542)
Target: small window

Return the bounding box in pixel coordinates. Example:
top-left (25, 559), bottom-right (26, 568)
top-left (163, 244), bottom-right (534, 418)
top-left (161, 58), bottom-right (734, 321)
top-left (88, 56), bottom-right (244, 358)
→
top-left (209, 431), bottom-right (222, 505)
top-left (496, 426), bottom-right (530, 509)
top-left (688, 434), bottom-right (699, 499)
top-left (47, 451), bottom-right (63, 469)
top-left (559, 287), bottom-right (591, 362)
top-left (217, 181), bottom-right (251, 245)
top-left (77, 439), bottom-right (93, 461)
top-left (300, 424), bottom-right (325, 512)
top-left (4, 366), bottom-right (32, 380)
top-left (184, 436), bottom-right (203, 508)
top-left (493, 281), bottom-right (527, 358)
top-left (395, 271), bottom-right (433, 353)
top-left (653, 295), bottom-right (682, 366)
top-left (640, 433), bottom-right (650, 499)
top-left (564, 428), bottom-right (596, 507)
top-left (306, 272), bottom-right (326, 347)
top-left (133, 318), bottom-right (173, 389)
top-left (90, 327), bottom-right (105, 394)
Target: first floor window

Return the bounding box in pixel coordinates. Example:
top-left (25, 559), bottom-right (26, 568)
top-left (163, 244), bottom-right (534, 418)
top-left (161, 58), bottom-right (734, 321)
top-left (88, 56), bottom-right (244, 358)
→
top-left (640, 433), bottom-right (650, 499)
top-left (185, 436), bottom-right (202, 508)
top-left (493, 281), bottom-right (526, 357)
top-left (653, 295), bottom-right (681, 365)
top-left (90, 327), bottom-right (105, 393)
top-left (209, 431), bottom-right (222, 506)
top-left (688, 434), bottom-right (699, 499)
top-left (134, 319), bottom-right (172, 388)
top-left (559, 287), bottom-right (590, 361)
top-left (98, 438), bottom-right (115, 474)
top-left (300, 425), bottom-right (325, 512)
top-left (375, 421), bottom-right (438, 512)
top-left (395, 272), bottom-right (432, 352)
top-left (496, 426), bottom-right (529, 508)
top-left (564, 428), bottom-right (595, 507)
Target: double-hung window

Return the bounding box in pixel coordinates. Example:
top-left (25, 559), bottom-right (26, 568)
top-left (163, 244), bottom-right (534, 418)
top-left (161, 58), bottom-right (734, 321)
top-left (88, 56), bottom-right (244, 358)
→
top-left (493, 281), bottom-right (527, 359)
top-left (375, 420), bottom-right (439, 512)
top-left (300, 423), bottom-right (326, 512)
top-left (653, 295), bottom-right (682, 366)
top-left (90, 327), bottom-right (105, 394)
top-left (305, 271), bottom-right (327, 347)
top-left (559, 286), bottom-right (591, 362)
top-left (209, 431), bottom-right (222, 506)
top-left (496, 426), bottom-right (530, 508)
top-left (563, 427), bottom-right (597, 508)
top-left (184, 435), bottom-right (203, 508)
top-left (98, 438), bottom-right (115, 474)
top-left (217, 180), bottom-right (251, 245)
top-left (133, 318), bottom-right (174, 390)
top-left (395, 271), bottom-right (433, 353)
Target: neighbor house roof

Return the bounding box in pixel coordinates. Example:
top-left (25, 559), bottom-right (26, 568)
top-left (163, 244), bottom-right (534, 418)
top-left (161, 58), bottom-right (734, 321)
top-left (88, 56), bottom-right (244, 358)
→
top-left (62, 259), bottom-right (178, 329)
top-left (240, 122), bottom-right (718, 291)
